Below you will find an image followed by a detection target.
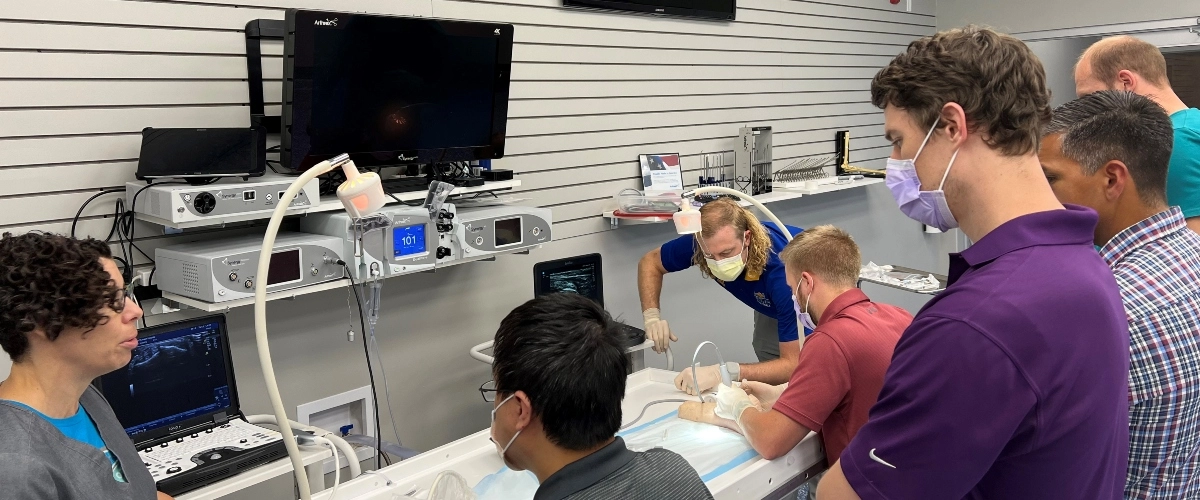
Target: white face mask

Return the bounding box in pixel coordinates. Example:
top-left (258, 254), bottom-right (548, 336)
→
top-left (700, 234), bottom-right (748, 281)
top-left (489, 394), bottom-right (522, 466)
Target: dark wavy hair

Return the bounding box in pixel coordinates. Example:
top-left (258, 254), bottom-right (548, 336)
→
top-left (871, 25), bottom-right (1053, 157)
top-left (0, 232), bottom-right (124, 361)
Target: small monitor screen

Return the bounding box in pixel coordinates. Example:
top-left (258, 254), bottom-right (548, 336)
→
top-left (494, 217), bottom-right (522, 247)
top-left (268, 249), bottom-right (301, 285)
top-left (99, 319), bottom-right (231, 436)
top-left (393, 224), bottom-right (427, 257)
top-left (538, 261), bottom-right (602, 305)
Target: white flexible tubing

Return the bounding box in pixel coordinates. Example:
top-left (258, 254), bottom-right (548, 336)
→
top-left (689, 186), bottom-right (794, 240)
top-left (312, 437), bottom-right (340, 499)
top-left (245, 414), bottom-right (362, 479)
top-left (255, 163), bottom-right (334, 500)
top-left (665, 345), bottom-right (674, 372)
top-left (470, 340), bottom-right (495, 364)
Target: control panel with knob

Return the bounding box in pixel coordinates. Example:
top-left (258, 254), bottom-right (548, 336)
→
top-left (154, 232), bottom-right (345, 304)
top-left (453, 205), bottom-right (553, 259)
top-left (300, 206), bottom-right (438, 279)
top-left (123, 178), bottom-right (319, 226)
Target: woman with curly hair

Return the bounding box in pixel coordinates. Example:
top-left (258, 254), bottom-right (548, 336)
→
top-left (0, 232), bottom-right (171, 499)
top-left (637, 197), bottom-right (805, 395)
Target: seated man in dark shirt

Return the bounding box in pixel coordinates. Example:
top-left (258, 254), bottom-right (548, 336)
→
top-left (486, 293), bottom-right (713, 500)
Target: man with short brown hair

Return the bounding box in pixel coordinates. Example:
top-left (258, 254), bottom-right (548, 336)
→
top-left (1076, 35), bottom-right (1200, 235)
top-left (679, 226), bottom-right (910, 500)
top-left (818, 26), bottom-right (1130, 499)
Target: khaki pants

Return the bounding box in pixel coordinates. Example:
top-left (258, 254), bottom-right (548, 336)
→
top-left (752, 311), bottom-right (780, 362)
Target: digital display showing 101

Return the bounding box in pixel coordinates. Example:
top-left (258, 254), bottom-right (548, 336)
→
top-left (393, 224), bottom-right (427, 258)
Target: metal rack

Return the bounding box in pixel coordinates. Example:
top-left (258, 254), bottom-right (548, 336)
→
top-left (857, 265), bottom-right (947, 295)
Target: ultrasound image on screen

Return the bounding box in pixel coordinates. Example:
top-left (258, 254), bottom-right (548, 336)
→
top-left (538, 262), bottom-right (602, 305)
top-left (99, 321), bottom-right (232, 436)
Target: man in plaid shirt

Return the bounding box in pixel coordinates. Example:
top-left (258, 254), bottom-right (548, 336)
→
top-left (1040, 90), bottom-right (1200, 498)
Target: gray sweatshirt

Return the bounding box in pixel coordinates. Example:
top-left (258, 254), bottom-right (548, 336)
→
top-left (0, 386), bottom-right (157, 499)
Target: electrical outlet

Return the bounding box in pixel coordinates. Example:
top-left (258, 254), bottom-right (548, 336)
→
top-left (297, 386), bottom-right (377, 474)
top-left (136, 269), bottom-right (154, 287)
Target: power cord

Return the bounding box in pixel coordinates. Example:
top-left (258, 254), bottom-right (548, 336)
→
top-left (111, 181), bottom-right (189, 283)
top-left (70, 188), bottom-right (125, 239)
top-left (338, 260), bottom-right (383, 471)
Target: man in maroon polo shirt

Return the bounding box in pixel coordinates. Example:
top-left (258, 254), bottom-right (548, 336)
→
top-left (817, 26), bottom-right (1130, 499)
top-left (680, 225), bottom-right (911, 499)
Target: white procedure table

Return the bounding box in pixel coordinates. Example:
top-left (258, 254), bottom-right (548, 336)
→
top-left (312, 369), bottom-right (825, 500)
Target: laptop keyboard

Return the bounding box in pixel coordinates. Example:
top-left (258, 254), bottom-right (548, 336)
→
top-left (139, 419), bottom-right (282, 481)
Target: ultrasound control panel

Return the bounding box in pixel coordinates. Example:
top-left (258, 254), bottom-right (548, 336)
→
top-left (139, 419), bottom-right (281, 481)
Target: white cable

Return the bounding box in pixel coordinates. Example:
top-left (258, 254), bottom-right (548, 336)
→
top-left (619, 399), bottom-right (690, 430)
top-left (312, 437), bottom-right (341, 499)
top-left (255, 160), bottom-right (344, 500)
top-left (245, 414), bottom-right (362, 479)
top-left (470, 340), bottom-right (495, 364)
top-left (665, 345), bottom-right (674, 372)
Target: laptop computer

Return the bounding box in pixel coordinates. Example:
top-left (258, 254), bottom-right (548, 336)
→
top-left (95, 314), bottom-right (287, 496)
top-left (533, 253), bottom-right (646, 347)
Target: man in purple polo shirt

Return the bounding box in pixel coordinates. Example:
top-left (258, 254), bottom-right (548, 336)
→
top-left (817, 26), bottom-right (1131, 499)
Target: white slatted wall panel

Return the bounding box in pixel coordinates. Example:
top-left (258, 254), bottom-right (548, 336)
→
top-left (0, 0), bottom-right (933, 249)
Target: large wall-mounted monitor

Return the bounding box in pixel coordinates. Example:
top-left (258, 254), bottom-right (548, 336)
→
top-left (282, 10), bottom-right (515, 172)
top-left (564, 0), bottom-right (735, 21)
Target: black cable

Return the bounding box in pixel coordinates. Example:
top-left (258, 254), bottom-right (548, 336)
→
top-left (340, 261), bottom-right (383, 470)
top-left (71, 188), bottom-right (125, 239)
top-left (119, 181), bottom-right (187, 278)
top-left (103, 198), bottom-right (124, 243)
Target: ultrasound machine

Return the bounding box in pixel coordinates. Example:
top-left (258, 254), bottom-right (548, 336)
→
top-left (95, 315), bottom-right (287, 496)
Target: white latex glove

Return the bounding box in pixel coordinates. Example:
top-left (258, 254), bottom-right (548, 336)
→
top-left (643, 308), bottom-right (677, 353)
top-left (741, 381), bottom-right (788, 410)
top-left (713, 384), bottom-right (755, 427)
top-left (675, 364), bottom-right (722, 396)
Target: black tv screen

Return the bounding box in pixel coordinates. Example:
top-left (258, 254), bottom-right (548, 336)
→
top-left (283, 10), bottom-right (514, 171)
top-left (564, 0), bottom-right (735, 21)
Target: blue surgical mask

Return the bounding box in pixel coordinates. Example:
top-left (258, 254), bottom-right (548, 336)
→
top-left (886, 120), bottom-right (960, 231)
top-left (792, 278), bottom-right (816, 331)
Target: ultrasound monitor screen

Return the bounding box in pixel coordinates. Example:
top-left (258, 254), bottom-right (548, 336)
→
top-left (537, 260), bottom-right (603, 306)
top-left (99, 319), bottom-right (232, 437)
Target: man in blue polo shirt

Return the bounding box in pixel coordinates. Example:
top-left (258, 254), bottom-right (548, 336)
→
top-left (637, 197), bottom-right (803, 393)
top-left (817, 26), bottom-right (1130, 499)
